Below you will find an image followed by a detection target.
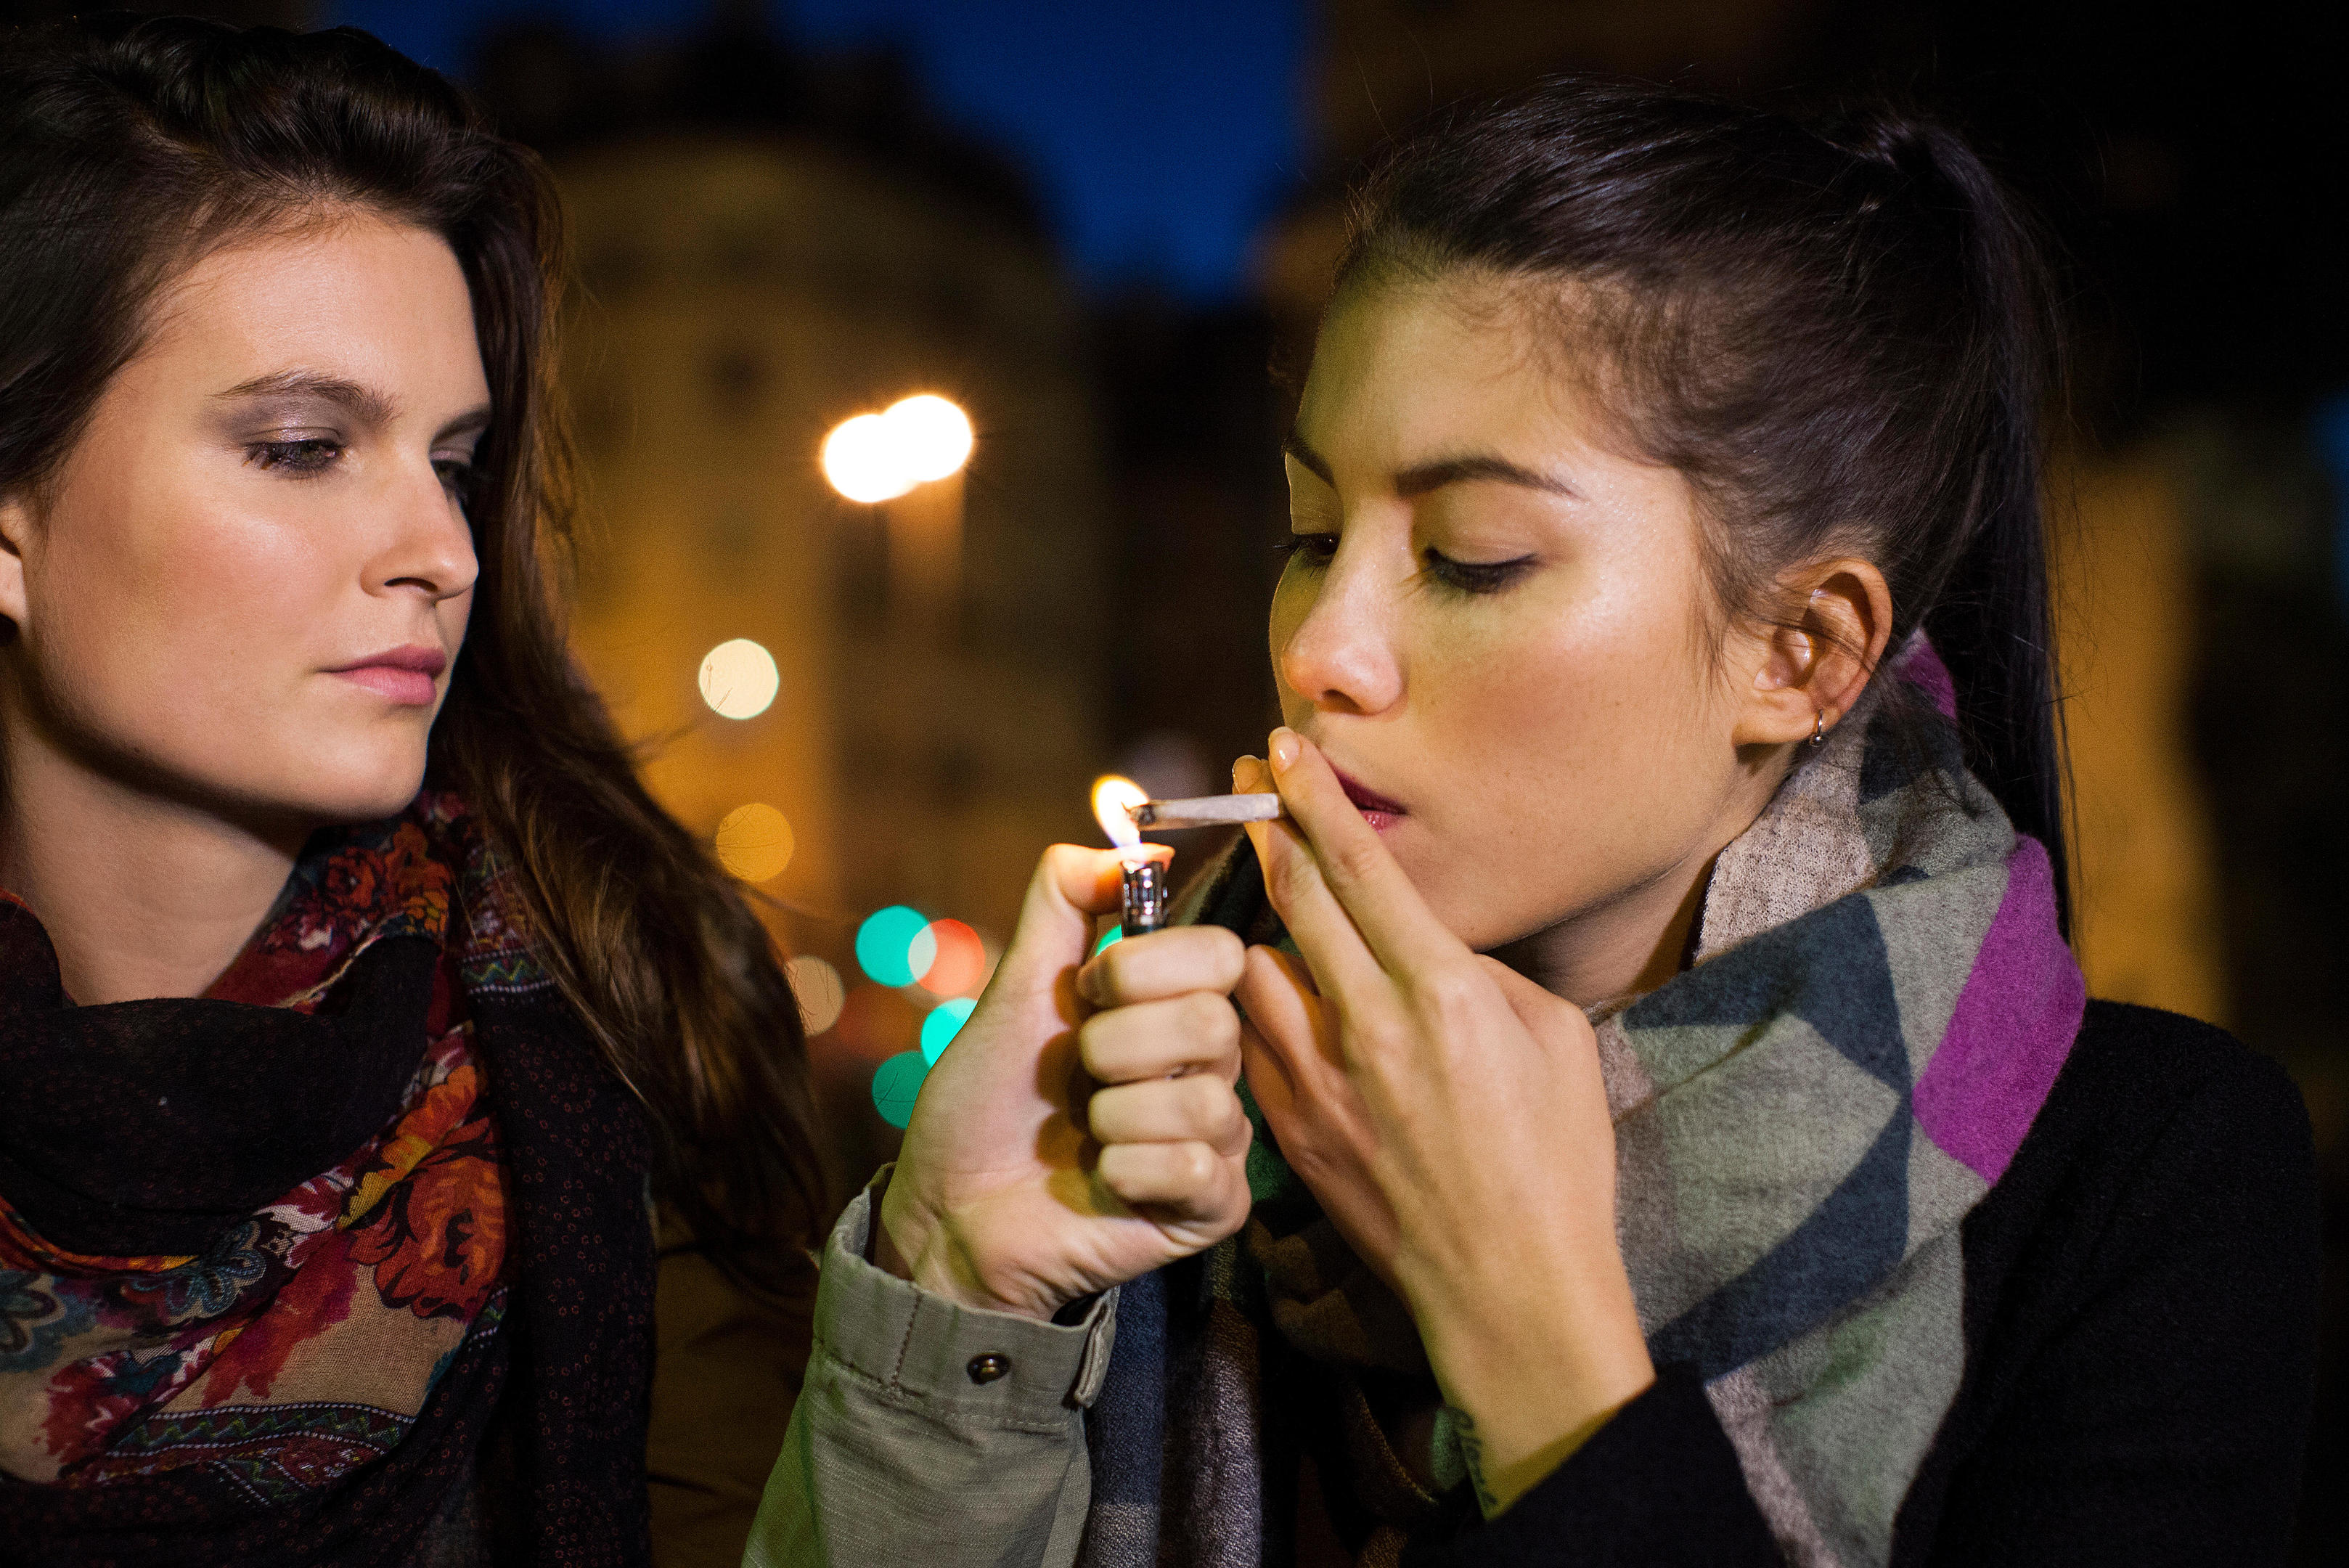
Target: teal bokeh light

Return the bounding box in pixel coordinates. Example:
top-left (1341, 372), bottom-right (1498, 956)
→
top-left (856, 905), bottom-right (930, 986)
top-left (871, 1050), bottom-right (928, 1130)
top-left (920, 998), bottom-right (976, 1064)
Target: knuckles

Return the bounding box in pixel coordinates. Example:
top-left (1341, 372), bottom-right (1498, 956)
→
top-left (1087, 926), bottom-right (1245, 1006)
top-left (1077, 991), bottom-right (1242, 1080)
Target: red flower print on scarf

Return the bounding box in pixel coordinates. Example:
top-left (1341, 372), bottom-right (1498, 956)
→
top-left (346, 1117), bottom-right (504, 1321)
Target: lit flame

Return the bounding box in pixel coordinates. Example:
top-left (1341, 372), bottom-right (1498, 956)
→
top-left (1091, 775), bottom-right (1148, 861)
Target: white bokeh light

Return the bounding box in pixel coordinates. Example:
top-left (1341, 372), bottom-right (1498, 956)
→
top-left (785, 955), bottom-right (846, 1035)
top-left (821, 412), bottom-right (917, 503)
top-left (883, 395), bottom-right (974, 483)
top-left (698, 638), bottom-right (779, 720)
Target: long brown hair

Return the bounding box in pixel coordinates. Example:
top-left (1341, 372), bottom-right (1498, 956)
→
top-left (0, 14), bottom-right (825, 1283)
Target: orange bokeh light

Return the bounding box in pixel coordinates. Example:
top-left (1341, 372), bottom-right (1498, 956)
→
top-left (915, 918), bottom-right (987, 996)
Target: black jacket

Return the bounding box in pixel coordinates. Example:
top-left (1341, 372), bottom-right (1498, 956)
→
top-left (1410, 1000), bottom-right (2324, 1567)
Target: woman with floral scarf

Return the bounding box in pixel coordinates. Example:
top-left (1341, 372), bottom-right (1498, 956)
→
top-left (0, 16), bottom-right (822, 1566)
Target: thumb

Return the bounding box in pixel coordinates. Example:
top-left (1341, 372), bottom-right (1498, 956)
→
top-left (991, 844), bottom-right (1129, 995)
top-left (1473, 955), bottom-right (1588, 1044)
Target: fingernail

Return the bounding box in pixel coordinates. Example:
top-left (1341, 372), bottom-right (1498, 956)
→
top-left (1232, 755), bottom-right (1258, 786)
top-left (1269, 729), bottom-right (1300, 772)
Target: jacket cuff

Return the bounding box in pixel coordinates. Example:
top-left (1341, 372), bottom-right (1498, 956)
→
top-left (1404, 1367), bottom-right (1779, 1567)
top-left (817, 1181), bottom-right (1119, 1427)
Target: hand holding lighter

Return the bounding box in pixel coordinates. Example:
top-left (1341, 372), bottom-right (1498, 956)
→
top-left (1114, 794), bottom-right (1283, 936)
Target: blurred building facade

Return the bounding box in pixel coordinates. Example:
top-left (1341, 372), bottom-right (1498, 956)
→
top-left (471, 18), bottom-right (1115, 1192)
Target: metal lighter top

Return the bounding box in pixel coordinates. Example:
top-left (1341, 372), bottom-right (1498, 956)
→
top-left (1121, 859), bottom-right (1169, 936)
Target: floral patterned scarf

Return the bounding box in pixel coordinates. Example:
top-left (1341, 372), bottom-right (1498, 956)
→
top-left (0, 793), bottom-right (657, 1567)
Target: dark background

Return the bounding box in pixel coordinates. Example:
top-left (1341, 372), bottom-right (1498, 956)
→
top-left (6, 1), bottom-right (2343, 1558)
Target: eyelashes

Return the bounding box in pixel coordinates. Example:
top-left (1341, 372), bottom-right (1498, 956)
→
top-left (243, 440), bottom-right (481, 506)
top-left (1277, 532), bottom-right (1537, 597)
top-left (1423, 551), bottom-right (1537, 595)
top-left (246, 438), bottom-right (343, 475)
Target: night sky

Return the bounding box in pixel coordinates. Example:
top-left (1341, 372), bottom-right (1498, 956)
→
top-left (321, 0), bottom-right (1308, 300)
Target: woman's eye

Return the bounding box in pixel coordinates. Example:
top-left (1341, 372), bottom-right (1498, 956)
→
top-left (1423, 547), bottom-right (1537, 595)
top-left (1276, 532), bottom-right (1340, 566)
top-left (246, 438), bottom-right (343, 475)
top-left (433, 458), bottom-right (479, 502)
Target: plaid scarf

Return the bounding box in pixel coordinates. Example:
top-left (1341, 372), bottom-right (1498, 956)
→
top-left (1078, 638), bottom-right (2085, 1568)
top-left (0, 794), bottom-right (656, 1567)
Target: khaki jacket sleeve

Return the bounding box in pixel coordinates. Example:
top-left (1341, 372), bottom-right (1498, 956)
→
top-left (742, 1185), bottom-right (1116, 1568)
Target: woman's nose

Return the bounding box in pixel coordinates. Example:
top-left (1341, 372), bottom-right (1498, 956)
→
top-left (1277, 550), bottom-right (1404, 716)
top-left (369, 459), bottom-right (479, 603)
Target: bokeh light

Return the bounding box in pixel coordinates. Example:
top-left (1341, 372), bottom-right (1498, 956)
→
top-left (884, 394), bottom-right (974, 483)
top-left (698, 638), bottom-right (779, 720)
top-left (920, 997), bottom-right (976, 1063)
top-left (913, 918), bottom-right (987, 995)
top-left (871, 1050), bottom-right (928, 1129)
top-left (785, 955), bottom-right (845, 1034)
top-left (714, 802), bottom-right (794, 882)
top-left (855, 905), bottom-right (931, 987)
top-left (820, 412), bottom-right (918, 504)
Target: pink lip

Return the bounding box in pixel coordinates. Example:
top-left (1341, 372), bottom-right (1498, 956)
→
top-left (327, 645), bottom-right (446, 706)
top-left (1329, 765), bottom-right (1408, 833)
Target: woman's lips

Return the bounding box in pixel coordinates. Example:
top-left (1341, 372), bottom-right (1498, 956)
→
top-left (1330, 766), bottom-right (1408, 833)
top-left (327, 646), bottom-right (445, 706)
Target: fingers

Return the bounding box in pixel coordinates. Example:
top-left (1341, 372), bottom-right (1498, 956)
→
top-left (1244, 801), bottom-right (1387, 1002)
top-left (1087, 1071), bottom-right (1252, 1156)
top-left (1077, 924), bottom-right (1245, 1008)
top-left (1262, 729), bottom-right (1462, 973)
top-left (1238, 1014), bottom-right (1296, 1125)
top-left (1095, 1138), bottom-right (1250, 1225)
top-left (1078, 992), bottom-right (1242, 1084)
top-left (1235, 944), bottom-right (1339, 1082)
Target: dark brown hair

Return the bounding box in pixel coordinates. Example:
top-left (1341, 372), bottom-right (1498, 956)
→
top-left (1340, 78), bottom-right (2070, 928)
top-left (0, 15), bottom-right (825, 1283)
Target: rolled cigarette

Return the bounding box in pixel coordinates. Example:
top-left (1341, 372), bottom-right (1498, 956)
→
top-left (1130, 793), bottom-right (1286, 830)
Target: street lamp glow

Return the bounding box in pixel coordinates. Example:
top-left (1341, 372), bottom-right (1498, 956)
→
top-left (822, 412), bottom-right (916, 503)
top-left (883, 395), bottom-right (973, 483)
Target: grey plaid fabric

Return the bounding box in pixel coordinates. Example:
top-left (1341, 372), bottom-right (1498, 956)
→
top-left (1077, 638), bottom-right (2085, 1568)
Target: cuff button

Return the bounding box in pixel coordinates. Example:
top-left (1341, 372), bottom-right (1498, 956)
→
top-left (966, 1353), bottom-right (1010, 1384)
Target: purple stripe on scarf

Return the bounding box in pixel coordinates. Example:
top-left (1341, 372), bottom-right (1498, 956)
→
top-left (1892, 632), bottom-right (1961, 722)
top-left (1912, 836), bottom-right (2085, 1183)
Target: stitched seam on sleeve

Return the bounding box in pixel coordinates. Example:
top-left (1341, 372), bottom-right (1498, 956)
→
top-left (886, 1296), bottom-right (923, 1395)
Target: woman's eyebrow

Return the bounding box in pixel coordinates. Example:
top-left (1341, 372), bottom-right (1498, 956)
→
top-left (1283, 428), bottom-right (1336, 485)
top-left (214, 368), bottom-right (398, 427)
top-left (1394, 453), bottom-right (1580, 499)
top-left (1285, 428), bottom-right (1580, 499)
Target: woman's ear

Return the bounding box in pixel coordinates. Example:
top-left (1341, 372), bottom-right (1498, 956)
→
top-left (1730, 558), bottom-right (1894, 749)
top-left (0, 492), bottom-right (31, 630)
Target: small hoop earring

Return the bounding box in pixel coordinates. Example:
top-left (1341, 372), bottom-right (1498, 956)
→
top-left (1810, 709), bottom-right (1826, 746)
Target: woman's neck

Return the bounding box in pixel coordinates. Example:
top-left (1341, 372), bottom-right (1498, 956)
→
top-left (1492, 757), bottom-right (1793, 1012)
top-left (1490, 849), bottom-right (1716, 1015)
top-left (0, 724), bottom-right (307, 1005)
